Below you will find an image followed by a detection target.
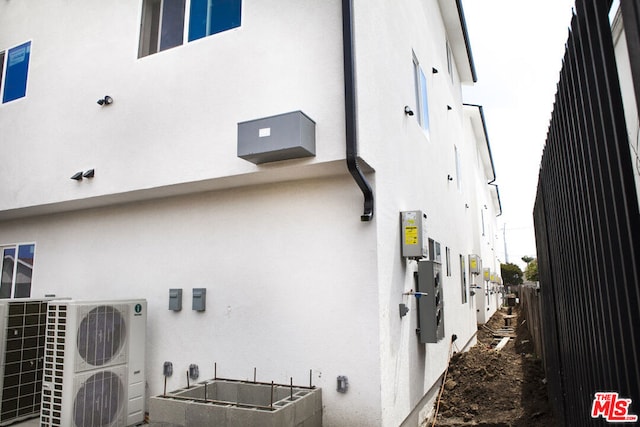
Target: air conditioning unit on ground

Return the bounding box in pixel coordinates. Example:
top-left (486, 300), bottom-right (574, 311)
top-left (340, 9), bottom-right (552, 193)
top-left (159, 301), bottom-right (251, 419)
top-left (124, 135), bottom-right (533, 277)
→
top-left (40, 299), bottom-right (146, 427)
top-left (0, 299), bottom-right (49, 426)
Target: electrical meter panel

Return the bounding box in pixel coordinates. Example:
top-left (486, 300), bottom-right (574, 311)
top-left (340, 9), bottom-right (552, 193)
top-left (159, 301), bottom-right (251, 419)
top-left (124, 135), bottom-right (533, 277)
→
top-left (416, 259), bottom-right (445, 343)
top-left (429, 239), bottom-right (442, 262)
top-left (483, 268), bottom-right (491, 282)
top-left (401, 211), bottom-right (428, 259)
top-left (469, 254), bottom-right (482, 275)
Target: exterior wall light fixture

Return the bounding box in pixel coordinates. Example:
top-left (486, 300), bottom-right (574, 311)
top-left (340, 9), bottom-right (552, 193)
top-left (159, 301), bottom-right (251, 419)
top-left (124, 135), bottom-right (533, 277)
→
top-left (97, 95), bottom-right (113, 106)
top-left (70, 169), bottom-right (95, 181)
top-left (404, 106), bottom-right (414, 116)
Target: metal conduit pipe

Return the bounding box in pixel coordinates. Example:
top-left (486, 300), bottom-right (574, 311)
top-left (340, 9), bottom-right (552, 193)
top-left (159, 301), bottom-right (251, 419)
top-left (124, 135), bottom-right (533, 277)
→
top-left (342, 0), bottom-right (374, 221)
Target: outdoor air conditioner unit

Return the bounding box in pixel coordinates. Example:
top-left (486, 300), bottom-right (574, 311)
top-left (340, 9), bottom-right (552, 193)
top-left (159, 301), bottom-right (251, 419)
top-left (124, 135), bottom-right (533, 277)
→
top-left (40, 300), bottom-right (146, 427)
top-left (0, 299), bottom-right (49, 426)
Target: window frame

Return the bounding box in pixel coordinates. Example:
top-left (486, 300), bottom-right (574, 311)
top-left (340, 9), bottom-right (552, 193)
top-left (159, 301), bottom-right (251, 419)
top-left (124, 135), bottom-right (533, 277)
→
top-left (0, 243), bottom-right (36, 299)
top-left (459, 254), bottom-right (468, 304)
top-left (454, 145), bottom-right (462, 191)
top-left (138, 0), bottom-right (186, 58)
top-left (188, 0), bottom-right (242, 42)
top-left (446, 40), bottom-right (454, 84)
top-left (138, 0), bottom-right (241, 58)
top-left (412, 53), bottom-right (431, 137)
top-left (0, 41), bottom-right (32, 104)
top-left (0, 50), bottom-right (5, 96)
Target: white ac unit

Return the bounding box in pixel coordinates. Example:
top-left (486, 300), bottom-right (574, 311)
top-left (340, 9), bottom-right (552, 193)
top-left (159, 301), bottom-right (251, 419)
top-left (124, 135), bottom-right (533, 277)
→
top-left (0, 299), bottom-right (49, 426)
top-left (40, 300), bottom-right (146, 427)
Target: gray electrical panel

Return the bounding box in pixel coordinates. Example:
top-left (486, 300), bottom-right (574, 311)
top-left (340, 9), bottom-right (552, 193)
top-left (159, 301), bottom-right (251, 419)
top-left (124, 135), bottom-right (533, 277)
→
top-left (237, 111), bottom-right (316, 164)
top-left (416, 259), bottom-right (445, 343)
top-left (192, 288), bottom-right (206, 311)
top-left (401, 211), bottom-right (428, 259)
top-left (469, 254), bottom-right (482, 275)
top-left (169, 289), bottom-right (182, 311)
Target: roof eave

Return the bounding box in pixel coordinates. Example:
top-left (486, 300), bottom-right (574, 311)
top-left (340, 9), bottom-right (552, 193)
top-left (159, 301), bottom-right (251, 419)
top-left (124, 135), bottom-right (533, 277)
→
top-left (438, 0), bottom-right (478, 83)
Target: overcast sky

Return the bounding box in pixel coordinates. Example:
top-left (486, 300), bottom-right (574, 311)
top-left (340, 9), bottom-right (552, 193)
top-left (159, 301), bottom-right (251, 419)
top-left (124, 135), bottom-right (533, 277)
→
top-left (461, 0), bottom-right (576, 268)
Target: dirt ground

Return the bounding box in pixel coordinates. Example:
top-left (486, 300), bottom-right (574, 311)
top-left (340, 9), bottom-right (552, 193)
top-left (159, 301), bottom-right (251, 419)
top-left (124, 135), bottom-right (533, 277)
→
top-left (432, 306), bottom-right (556, 427)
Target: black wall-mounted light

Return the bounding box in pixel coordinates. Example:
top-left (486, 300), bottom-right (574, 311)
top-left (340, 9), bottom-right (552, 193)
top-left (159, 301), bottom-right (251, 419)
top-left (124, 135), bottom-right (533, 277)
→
top-left (97, 95), bottom-right (113, 106)
top-left (447, 174), bottom-right (454, 181)
top-left (404, 106), bottom-right (414, 116)
top-left (432, 67), bottom-right (438, 74)
top-left (71, 169), bottom-right (95, 181)
top-left (447, 105), bottom-right (452, 111)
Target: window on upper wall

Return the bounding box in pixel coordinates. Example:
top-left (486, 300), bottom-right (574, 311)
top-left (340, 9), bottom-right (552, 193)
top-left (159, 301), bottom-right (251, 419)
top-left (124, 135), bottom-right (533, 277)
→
top-left (0, 243), bottom-right (35, 299)
top-left (454, 145), bottom-right (462, 191)
top-left (459, 254), bottom-right (468, 304)
top-left (1, 41), bottom-right (31, 104)
top-left (138, 0), bottom-right (241, 58)
top-left (139, 0), bottom-right (186, 57)
top-left (446, 40), bottom-right (454, 84)
top-left (412, 54), bottom-right (430, 136)
top-left (188, 0), bottom-right (242, 42)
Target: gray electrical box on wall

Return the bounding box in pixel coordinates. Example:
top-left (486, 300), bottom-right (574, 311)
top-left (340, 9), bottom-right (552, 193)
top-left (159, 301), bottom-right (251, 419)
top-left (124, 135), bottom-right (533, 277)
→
top-left (401, 211), bottom-right (428, 259)
top-left (192, 288), bottom-right (206, 311)
top-left (169, 289), bottom-right (182, 311)
top-left (469, 254), bottom-right (482, 275)
top-left (416, 259), bottom-right (445, 343)
top-left (237, 111), bottom-right (316, 164)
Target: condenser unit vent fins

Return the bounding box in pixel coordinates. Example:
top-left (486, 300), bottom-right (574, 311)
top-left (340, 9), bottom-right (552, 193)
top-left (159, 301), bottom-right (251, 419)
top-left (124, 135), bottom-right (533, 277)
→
top-left (0, 300), bottom-right (49, 426)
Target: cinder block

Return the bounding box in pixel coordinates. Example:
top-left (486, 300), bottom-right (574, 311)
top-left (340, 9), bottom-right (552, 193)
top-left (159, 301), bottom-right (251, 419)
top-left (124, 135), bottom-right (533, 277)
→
top-left (149, 397), bottom-right (187, 426)
top-left (185, 402), bottom-right (227, 426)
top-left (150, 381), bottom-right (323, 427)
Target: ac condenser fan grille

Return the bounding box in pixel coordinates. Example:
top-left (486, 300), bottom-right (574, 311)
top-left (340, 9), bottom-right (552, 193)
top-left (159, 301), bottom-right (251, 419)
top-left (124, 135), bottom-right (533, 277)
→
top-left (73, 371), bottom-right (124, 427)
top-left (77, 306), bottom-right (125, 366)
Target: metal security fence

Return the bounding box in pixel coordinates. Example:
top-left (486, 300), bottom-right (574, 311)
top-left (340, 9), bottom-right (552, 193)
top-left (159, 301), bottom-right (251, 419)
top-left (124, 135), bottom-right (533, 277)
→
top-left (533, 1), bottom-right (640, 426)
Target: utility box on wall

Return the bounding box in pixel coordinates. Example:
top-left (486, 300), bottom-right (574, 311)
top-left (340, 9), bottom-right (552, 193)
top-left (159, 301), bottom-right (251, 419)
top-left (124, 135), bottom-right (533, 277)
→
top-left (469, 254), bottom-right (481, 275)
top-left (401, 211), bottom-right (428, 259)
top-left (416, 260), bottom-right (445, 343)
top-left (237, 111), bottom-right (316, 164)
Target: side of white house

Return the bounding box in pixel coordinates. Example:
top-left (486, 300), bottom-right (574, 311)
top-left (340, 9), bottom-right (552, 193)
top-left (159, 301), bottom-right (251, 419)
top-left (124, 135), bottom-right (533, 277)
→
top-left (0, 1), bottom-right (502, 426)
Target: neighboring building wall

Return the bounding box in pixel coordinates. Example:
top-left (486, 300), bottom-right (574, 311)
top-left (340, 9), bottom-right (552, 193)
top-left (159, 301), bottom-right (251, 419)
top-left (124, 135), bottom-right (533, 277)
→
top-left (613, 6), bottom-right (640, 209)
top-left (0, 1), bottom-right (502, 426)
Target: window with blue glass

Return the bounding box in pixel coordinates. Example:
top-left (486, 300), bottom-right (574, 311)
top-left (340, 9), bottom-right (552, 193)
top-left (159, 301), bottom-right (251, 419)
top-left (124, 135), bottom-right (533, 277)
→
top-left (0, 243), bottom-right (35, 299)
top-left (139, 0), bottom-right (241, 58)
top-left (188, 0), bottom-right (242, 42)
top-left (412, 54), bottom-right (430, 137)
top-left (139, 0), bottom-right (186, 57)
top-left (1, 41), bottom-right (31, 104)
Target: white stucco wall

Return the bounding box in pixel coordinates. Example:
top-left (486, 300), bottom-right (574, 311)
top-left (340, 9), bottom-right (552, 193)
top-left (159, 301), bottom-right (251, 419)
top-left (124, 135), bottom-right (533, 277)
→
top-left (0, 176), bottom-right (383, 427)
top-left (0, 0), bottom-right (346, 215)
top-left (0, 1), bottom-right (503, 426)
top-left (348, 1), bottom-right (500, 425)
